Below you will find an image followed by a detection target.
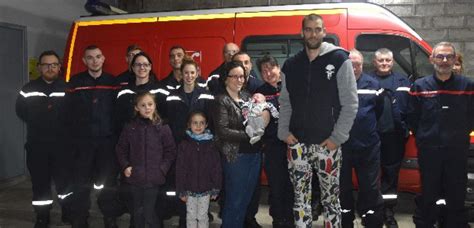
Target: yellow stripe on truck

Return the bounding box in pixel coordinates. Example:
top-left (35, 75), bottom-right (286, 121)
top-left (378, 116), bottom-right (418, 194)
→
top-left (77, 17), bottom-right (158, 26)
top-left (65, 23), bottom-right (79, 82)
top-left (158, 13), bottom-right (235, 21)
top-left (236, 9), bottom-right (345, 18)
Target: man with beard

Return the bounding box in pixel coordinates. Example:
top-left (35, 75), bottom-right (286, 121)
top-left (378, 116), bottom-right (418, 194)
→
top-left (407, 42), bottom-right (473, 228)
top-left (65, 45), bottom-right (122, 228)
top-left (278, 14), bottom-right (358, 228)
top-left (369, 48), bottom-right (410, 228)
top-left (16, 50), bottom-right (73, 228)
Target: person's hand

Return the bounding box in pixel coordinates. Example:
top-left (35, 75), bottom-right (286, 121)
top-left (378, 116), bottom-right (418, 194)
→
top-left (320, 139), bottom-right (338, 151)
top-left (124, 166), bottom-right (132, 177)
top-left (180, 196), bottom-right (188, 202)
top-left (285, 133), bottom-right (298, 145)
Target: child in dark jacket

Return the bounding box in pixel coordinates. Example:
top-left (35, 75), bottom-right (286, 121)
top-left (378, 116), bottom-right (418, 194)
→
top-left (116, 92), bottom-right (176, 228)
top-left (176, 111), bottom-right (222, 228)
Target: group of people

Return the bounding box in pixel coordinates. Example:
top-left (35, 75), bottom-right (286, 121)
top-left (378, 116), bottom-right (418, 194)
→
top-left (16, 12), bottom-right (473, 228)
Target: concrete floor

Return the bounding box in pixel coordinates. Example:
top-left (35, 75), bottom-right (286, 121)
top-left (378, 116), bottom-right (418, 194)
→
top-left (0, 180), bottom-right (420, 228)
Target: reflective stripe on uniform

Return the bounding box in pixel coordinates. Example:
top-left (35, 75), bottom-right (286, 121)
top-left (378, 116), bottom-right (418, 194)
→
top-left (166, 95), bottom-right (182, 102)
top-left (382, 194), bottom-right (397, 199)
top-left (49, 92), bottom-right (65, 97)
top-left (341, 209), bottom-right (351, 213)
top-left (94, 184), bottom-right (104, 190)
top-left (396, 87), bottom-right (410, 92)
top-left (197, 94), bottom-right (214, 100)
top-left (20, 91), bottom-right (65, 98)
top-left (20, 91), bottom-right (47, 98)
top-left (150, 88), bottom-right (170, 96)
top-left (32, 200), bottom-right (53, 206)
top-left (58, 192), bottom-right (73, 200)
top-left (166, 191), bottom-right (176, 196)
top-left (117, 89), bottom-right (135, 98)
top-left (436, 199), bottom-right (446, 205)
top-left (361, 210), bottom-right (375, 217)
top-left (166, 85), bottom-right (181, 90)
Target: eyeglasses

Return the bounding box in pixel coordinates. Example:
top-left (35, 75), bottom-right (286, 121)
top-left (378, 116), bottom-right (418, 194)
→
top-left (228, 74), bottom-right (245, 80)
top-left (39, 63), bottom-right (60, 69)
top-left (434, 54), bottom-right (455, 61)
top-left (133, 63), bottom-right (151, 68)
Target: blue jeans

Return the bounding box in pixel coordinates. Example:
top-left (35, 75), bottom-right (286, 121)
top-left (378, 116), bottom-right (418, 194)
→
top-left (221, 153), bottom-right (261, 228)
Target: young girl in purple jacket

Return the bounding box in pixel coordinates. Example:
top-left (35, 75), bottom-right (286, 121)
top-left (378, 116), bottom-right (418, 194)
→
top-left (176, 111), bottom-right (222, 228)
top-left (116, 92), bottom-right (176, 228)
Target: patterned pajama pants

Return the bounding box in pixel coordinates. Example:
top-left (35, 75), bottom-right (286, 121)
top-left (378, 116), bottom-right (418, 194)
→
top-left (288, 143), bottom-right (342, 228)
top-left (186, 194), bottom-right (210, 228)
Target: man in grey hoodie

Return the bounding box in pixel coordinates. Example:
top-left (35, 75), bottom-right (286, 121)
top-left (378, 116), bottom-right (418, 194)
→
top-left (278, 13), bottom-right (358, 228)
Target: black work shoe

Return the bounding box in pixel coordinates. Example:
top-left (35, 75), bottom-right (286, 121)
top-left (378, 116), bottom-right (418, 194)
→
top-left (103, 217), bottom-right (119, 228)
top-left (384, 208), bottom-right (398, 228)
top-left (34, 218), bottom-right (49, 228)
top-left (244, 218), bottom-right (262, 228)
top-left (72, 219), bottom-right (89, 228)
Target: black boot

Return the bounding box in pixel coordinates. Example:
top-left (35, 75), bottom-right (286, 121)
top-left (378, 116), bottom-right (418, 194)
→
top-left (72, 218), bottom-right (89, 228)
top-left (34, 208), bottom-right (50, 228)
top-left (384, 207), bottom-right (398, 228)
top-left (244, 217), bottom-right (262, 228)
top-left (103, 217), bottom-right (119, 228)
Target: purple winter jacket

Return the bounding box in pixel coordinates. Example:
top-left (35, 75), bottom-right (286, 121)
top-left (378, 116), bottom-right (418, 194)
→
top-left (175, 136), bottom-right (222, 195)
top-left (116, 118), bottom-right (176, 187)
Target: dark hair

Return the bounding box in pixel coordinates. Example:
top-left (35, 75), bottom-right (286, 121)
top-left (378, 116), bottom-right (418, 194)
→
top-left (231, 51), bottom-right (250, 62)
top-left (84, 45), bottom-right (100, 54)
top-left (134, 91), bottom-right (161, 124)
top-left (256, 55), bottom-right (279, 73)
top-left (169, 45), bottom-right (186, 55)
top-left (302, 13), bottom-right (324, 30)
top-left (454, 52), bottom-right (464, 74)
top-left (187, 111), bottom-right (208, 127)
top-left (130, 52), bottom-right (157, 81)
top-left (38, 50), bottom-right (61, 65)
top-left (126, 44), bottom-right (141, 55)
top-left (219, 61), bottom-right (247, 90)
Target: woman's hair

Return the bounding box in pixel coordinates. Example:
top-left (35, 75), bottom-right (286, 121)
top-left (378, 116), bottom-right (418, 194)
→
top-left (219, 61), bottom-right (247, 91)
top-left (134, 91), bottom-right (161, 124)
top-left (129, 51), bottom-right (157, 81)
top-left (187, 111), bottom-right (207, 127)
top-left (454, 52), bottom-right (464, 74)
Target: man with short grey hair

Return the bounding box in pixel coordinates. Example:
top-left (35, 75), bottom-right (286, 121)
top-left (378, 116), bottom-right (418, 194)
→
top-left (370, 47), bottom-right (410, 228)
top-left (407, 41), bottom-right (473, 228)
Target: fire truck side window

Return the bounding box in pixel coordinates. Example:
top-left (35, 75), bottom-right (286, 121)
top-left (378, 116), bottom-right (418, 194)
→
top-left (243, 35), bottom-right (338, 79)
top-left (355, 34), bottom-right (431, 81)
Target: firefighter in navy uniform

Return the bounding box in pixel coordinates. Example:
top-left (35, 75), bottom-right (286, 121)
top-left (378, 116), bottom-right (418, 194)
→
top-left (64, 45), bottom-right (122, 228)
top-left (407, 42), bottom-right (474, 228)
top-left (16, 50), bottom-right (73, 228)
top-left (369, 48), bottom-right (410, 228)
top-left (255, 55), bottom-right (294, 228)
top-left (340, 49), bottom-right (384, 228)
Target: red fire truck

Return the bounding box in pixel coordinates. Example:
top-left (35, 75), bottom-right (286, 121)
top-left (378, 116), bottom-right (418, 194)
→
top-left (63, 2), bottom-right (474, 219)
